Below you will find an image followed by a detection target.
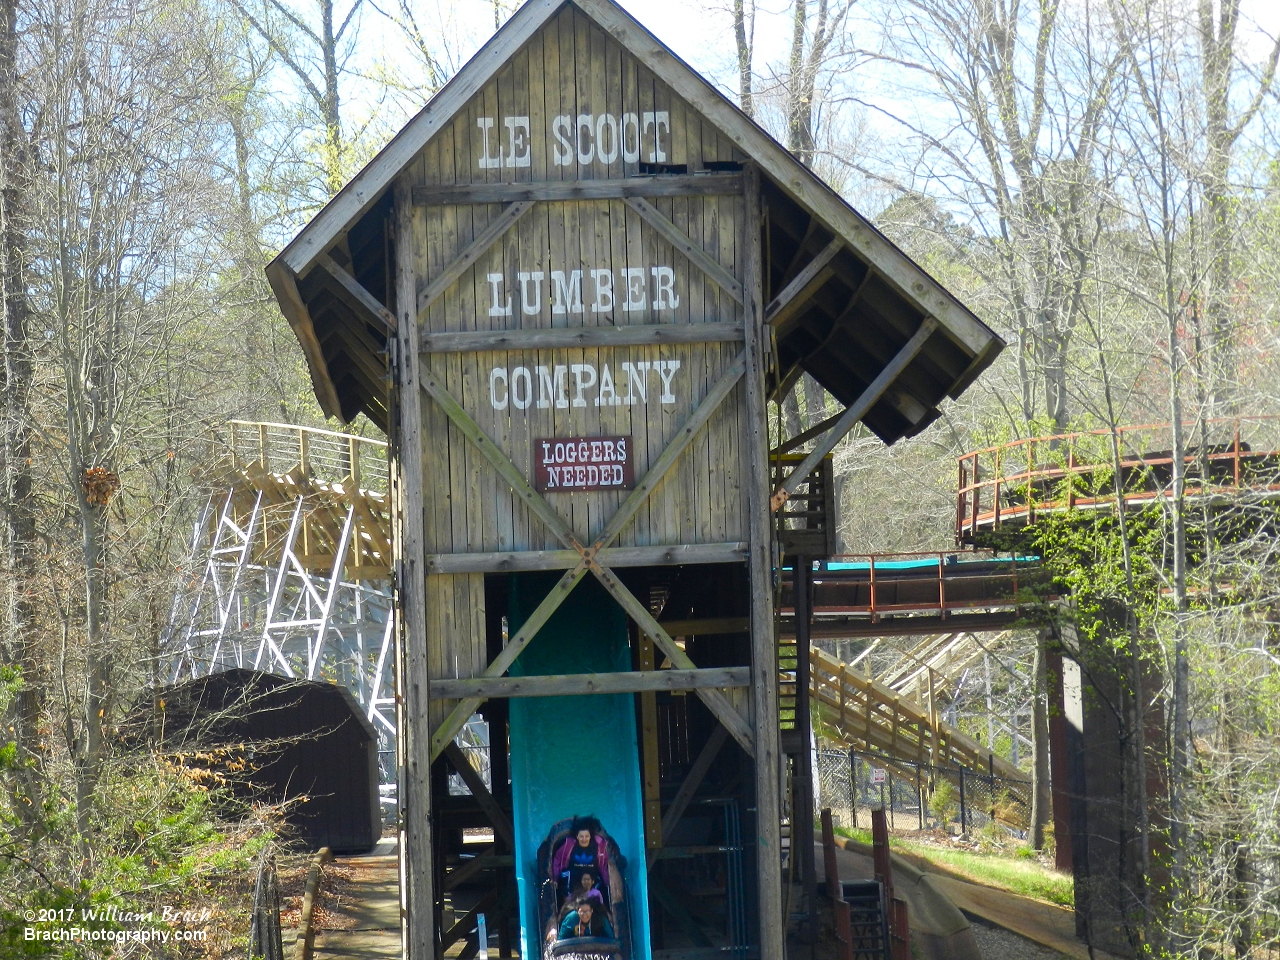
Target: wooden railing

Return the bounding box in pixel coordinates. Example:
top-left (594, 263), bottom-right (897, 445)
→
top-left (956, 415), bottom-right (1280, 543)
top-left (804, 646), bottom-right (1031, 827)
top-left (213, 421), bottom-right (393, 579)
top-left (226, 420), bottom-right (389, 492)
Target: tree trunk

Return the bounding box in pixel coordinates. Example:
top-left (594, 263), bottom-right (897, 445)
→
top-left (320, 0), bottom-right (342, 194)
top-left (1030, 629), bottom-right (1051, 850)
top-left (0, 0), bottom-right (43, 824)
top-left (75, 497), bottom-right (110, 841)
top-left (733, 0), bottom-right (753, 117)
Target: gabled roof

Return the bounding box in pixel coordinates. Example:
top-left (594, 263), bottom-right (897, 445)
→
top-left (266, 0), bottom-right (1003, 440)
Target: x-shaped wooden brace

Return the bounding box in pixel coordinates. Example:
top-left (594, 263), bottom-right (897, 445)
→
top-left (404, 195), bottom-right (756, 760)
top-left (421, 351), bottom-right (753, 759)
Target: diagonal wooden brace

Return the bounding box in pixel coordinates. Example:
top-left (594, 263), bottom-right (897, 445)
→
top-left (429, 561), bottom-right (588, 760)
top-left (416, 200), bottom-right (536, 321)
top-left (771, 317), bottom-right (938, 511)
top-left (623, 197), bottom-right (745, 305)
top-left (586, 558), bottom-right (755, 756)
top-left (422, 353), bottom-right (751, 758)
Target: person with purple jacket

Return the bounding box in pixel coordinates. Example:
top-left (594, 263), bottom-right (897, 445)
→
top-left (551, 822), bottom-right (611, 903)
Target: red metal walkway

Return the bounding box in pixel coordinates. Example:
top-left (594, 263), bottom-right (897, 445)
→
top-left (778, 552), bottom-right (1047, 638)
top-left (956, 415), bottom-right (1280, 544)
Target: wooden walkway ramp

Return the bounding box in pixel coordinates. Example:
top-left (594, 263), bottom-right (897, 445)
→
top-left (311, 846), bottom-right (402, 959)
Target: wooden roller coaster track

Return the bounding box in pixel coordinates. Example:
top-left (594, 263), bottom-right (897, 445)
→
top-left (956, 415), bottom-right (1280, 544)
top-left (217, 420), bottom-right (393, 579)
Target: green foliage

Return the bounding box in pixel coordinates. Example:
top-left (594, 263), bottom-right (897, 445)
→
top-left (0, 745), bottom-right (275, 958)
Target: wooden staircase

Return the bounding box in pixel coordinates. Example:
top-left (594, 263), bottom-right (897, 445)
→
top-left (785, 645), bottom-right (1031, 829)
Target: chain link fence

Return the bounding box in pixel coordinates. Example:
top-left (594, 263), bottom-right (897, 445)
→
top-left (816, 748), bottom-right (1031, 837)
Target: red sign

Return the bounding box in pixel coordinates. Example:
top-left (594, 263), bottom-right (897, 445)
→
top-left (534, 436), bottom-right (634, 492)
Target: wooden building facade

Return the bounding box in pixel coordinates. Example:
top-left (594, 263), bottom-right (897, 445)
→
top-left (266, 1), bottom-right (1002, 956)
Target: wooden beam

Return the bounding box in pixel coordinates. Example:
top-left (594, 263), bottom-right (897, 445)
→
top-left (429, 563), bottom-right (589, 760)
top-left (443, 742), bottom-right (515, 850)
top-left (316, 253), bottom-right (398, 331)
top-left (432, 667), bottom-right (750, 700)
top-left (265, 264), bottom-right (344, 420)
top-left (426, 542), bottom-right (747, 574)
top-left (741, 164), bottom-right (785, 959)
top-left (393, 175), bottom-right (435, 960)
top-left (656, 617), bottom-right (749, 636)
top-left (623, 197), bottom-right (745, 305)
top-left (413, 174), bottom-right (743, 205)
top-left (771, 317), bottom-right (939, 511)
top-left (765, 238), bottom-right (842, 336)
top-left (589, 354), bottom-right (746, 548)
top-left (648, 725), bottom-right (730, 871)
top-left (772, 409), bottom-right (844, 456)
top-left (585, 559), bottom-right (755, 756)
top-left (419, 363), bottom-right (584, 554)
top-left (415, 200), bottom-right (536, 321)
top-left (420, 322), bottom-right (744, 353)
top-left (441, 889), bottom-right (498, 951)
top-left (443, 850), bottom-right (513, 892)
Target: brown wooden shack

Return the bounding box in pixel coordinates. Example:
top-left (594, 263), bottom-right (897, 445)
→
top-left (266, 0), bottom-right (1003, 955)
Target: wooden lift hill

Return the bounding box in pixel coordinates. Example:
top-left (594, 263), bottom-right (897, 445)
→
top-left (266, 0), bottom-right (1003, 956)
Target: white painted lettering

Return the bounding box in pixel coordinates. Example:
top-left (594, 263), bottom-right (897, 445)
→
top-left (622, 361), bottom-right (651, 404)
top-left (551, 116), bottom-right (574, 166)
top-left (621, 267), bottom-right (647, 312)
top-left (641, 111), bottom-right (670, 162)
top-left (477, 117), bottom-right (503, 168)
top-left (653, 111), bottom-right (669, 161)
top-left (517, 271), bottom-right (545, 315)
top-left (621, 113), bottom-right (641, 163)
top-left (651, 266), bottom-right (679, 310)
top-left (504, 117), bottom-right (531, 167)
top-left (510, 366), bottom-right (533, 409)
top-left (576, 114), bottom-right (595, 164)
top-left (596, 114), bottom-right (620, 164)
top-left (488, 367), bottom-right (509, 409)
top-left (551, 270), bottom-right (584, 314)
top-left (595, 363), bottom-right (620, 406)
top-left (570, 364), bottom-right (597, 407)
top-left (536, 365), bottom-right (569, 409)
top-left (487, 273), bottom-right (512, 316)
top-left (591, 269), bottom-right (614, 313)
top-left (655, 360), bottom-right (681, 403)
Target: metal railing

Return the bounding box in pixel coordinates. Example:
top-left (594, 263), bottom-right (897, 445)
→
top-left (818, 749), bottom-right (1030, 837)
top-left (793, 552), bottom-right (1039, 623)
top-left (225, 420), bottom-right (389, 492)
top-left (956, 415), bottom-right (1280, 543)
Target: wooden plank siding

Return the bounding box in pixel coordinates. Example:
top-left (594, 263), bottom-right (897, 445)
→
top-left (407, 5), bottom-right (750, 566)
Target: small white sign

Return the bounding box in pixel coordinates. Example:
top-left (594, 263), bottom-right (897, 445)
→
top-left (871, 767), bottom-right (886, 785)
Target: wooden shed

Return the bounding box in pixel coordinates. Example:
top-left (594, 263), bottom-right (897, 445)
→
top-left (265, 0), bottom-right (1002, 955)
top-left (150, 669), bottom-right (382, 854)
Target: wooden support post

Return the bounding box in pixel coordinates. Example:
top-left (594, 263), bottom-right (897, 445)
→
top-left (742, 164), bottom-right (784, 960)
top-left (794, 554), bottom-right (817, 940)
top-left (639, 633), bottom-right (662, 850)
top-left (393, 174), bottom-right (435, 960)
top-left (821, 809), bottom-right (853, 960)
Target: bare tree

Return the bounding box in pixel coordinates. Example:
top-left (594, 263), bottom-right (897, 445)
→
top-left (229, 0), bottom-right (366, 196)
top-left (868, 0), bottom-right (1123, 430)
top-left (25, 0), bottom-right (233, 836)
